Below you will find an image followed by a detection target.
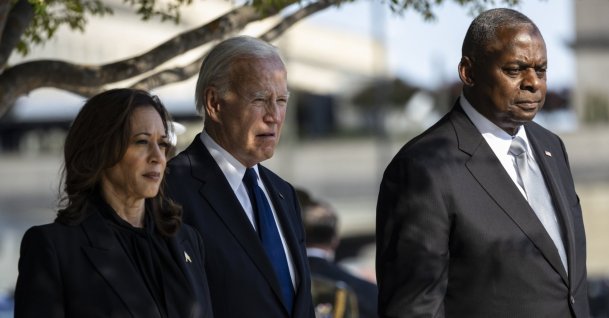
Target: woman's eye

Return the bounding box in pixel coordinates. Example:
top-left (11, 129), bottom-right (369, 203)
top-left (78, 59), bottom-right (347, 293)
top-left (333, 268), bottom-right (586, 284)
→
top-left (135, 139), bottom-right (148, 145)
top-left (158, 142), bottom-right (169, 148)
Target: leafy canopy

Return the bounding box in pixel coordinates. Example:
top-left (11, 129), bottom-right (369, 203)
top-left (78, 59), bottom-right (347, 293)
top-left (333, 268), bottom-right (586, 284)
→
top-left (17, 0), bottom-right (194, 55)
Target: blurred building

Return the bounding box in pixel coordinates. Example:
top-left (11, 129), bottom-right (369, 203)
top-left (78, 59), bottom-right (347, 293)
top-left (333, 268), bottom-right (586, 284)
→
top-left (573, 0), bottom-right (609, 124)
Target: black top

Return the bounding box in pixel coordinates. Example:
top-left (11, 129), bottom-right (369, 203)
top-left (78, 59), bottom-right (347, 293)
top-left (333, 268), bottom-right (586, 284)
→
top-left (95, 195), bottom-right (193, 318)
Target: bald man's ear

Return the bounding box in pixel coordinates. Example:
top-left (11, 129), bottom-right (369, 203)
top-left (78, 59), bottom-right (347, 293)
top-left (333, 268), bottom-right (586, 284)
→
top-left (204, 87), bottom-right (221, 123)
top-left (458, 56), bottom-right (475, 87)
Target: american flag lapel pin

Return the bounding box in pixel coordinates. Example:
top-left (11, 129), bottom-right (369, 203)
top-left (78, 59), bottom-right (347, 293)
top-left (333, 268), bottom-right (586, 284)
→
top-left (184, 251), bottom-right (192, 263)
top-left (544, 150), bottom-right (552, 157)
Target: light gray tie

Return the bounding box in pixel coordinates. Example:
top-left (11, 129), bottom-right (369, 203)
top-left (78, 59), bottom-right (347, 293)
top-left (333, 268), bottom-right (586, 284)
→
top-left (510, 136), bottom-right (568, 273)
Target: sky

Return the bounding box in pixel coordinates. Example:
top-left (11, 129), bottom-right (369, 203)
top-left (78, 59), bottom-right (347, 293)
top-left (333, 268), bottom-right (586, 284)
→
top-left (308, 0), bottom-right (574, 90)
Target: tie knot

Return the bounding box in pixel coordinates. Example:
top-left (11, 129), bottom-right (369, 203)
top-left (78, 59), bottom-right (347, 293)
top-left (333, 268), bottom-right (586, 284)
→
top-left (243, 167), bottom-right (258, 188)
top-left (509, 136), bottom-right (527, 157)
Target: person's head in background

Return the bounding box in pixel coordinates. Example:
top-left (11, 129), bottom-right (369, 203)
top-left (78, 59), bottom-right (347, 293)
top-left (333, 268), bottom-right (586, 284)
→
top-left (57, 88), bottom-right (180, 236)
top-left (303, 201), bottom-right (340, 256)
top-left (195, 35), bottom-right (289, 168)
top-left (295, 187), bottom-right (315, 210)
top-left (458, 8), bottom-right (547, 135)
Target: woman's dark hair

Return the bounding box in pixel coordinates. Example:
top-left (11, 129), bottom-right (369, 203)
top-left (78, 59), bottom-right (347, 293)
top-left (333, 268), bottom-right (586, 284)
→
top-left (57, 88), bottom-right (182, 236)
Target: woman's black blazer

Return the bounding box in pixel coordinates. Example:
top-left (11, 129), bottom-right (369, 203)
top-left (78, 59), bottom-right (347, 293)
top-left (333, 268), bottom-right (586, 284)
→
top-left (14, 201), bottom-right (213, 318)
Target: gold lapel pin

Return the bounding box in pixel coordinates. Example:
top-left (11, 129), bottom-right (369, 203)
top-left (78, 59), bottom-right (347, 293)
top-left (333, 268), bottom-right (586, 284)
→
top-left (544, 150), bottom-right (552, 157)
top-left (184, 251), bottom-right (192, 263)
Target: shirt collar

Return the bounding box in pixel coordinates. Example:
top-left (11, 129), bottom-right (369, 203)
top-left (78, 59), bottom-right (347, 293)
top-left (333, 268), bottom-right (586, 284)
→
top-left (200, 130), bottom-right (260, 192)
top-left (459, 93), bottom-right (531, 156)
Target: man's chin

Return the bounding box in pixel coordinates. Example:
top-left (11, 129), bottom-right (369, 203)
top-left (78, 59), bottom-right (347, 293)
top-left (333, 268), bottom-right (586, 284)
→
top-left (255, 148), bottom-right (276, 163)
top-left (518, 113), bottom-right (537, 124)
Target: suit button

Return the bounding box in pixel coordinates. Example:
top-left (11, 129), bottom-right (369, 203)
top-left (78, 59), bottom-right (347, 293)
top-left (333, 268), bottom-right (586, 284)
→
top-left (570, 296), bottom-right (575, 304)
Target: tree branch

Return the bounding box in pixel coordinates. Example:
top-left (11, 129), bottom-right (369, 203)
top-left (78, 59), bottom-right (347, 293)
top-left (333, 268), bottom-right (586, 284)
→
top-left (260, 0), bottom-right (341, 42)
top-left (0, 1), bottom-right (11, 41)
top-left (128, 0), bottom-right (342, 93)
top-left (0, 0), bottom-right (34, 70)
top-left (130, 61), bottom-right (201, 91)
top-left (59, 85), bottom-right (106, 98)
top-left (0, 1), bottom-right (301, 117)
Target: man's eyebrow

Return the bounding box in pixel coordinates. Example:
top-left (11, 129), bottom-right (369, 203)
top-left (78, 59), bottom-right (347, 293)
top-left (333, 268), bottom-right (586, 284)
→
top-left (511, 58), bottom-right (547, 66)
top-left (249, 91), bottom-right (267, 99)
top-left (248, 91), bottom-right (291, 99)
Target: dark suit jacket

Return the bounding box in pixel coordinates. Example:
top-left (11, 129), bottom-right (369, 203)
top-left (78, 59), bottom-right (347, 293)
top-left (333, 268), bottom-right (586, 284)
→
top-left (14, 200), bottom-right (213, 318)
top-left (165, 134), bottom-right (315, 318)
top-left (308, 256), bottom-right (378, 318)
top-left (376, 101), bottom-right (589, 318)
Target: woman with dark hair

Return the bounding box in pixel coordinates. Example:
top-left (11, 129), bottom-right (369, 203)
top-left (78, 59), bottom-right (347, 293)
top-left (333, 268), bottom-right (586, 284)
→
top-left (14, 88), bottom-right (213, 318)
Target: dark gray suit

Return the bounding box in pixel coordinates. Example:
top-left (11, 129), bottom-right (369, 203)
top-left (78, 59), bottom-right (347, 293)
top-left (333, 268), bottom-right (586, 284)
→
top-left (165, 135), bottom-right (315, 318)
top-left (376, 101), bottom-right (589, 317)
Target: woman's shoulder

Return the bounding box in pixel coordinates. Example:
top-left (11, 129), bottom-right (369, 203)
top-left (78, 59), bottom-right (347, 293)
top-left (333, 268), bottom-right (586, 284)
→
top-left (23, 221), bottom-right (69, 238)
top-left (19, 222), bottom-right (71, 258)
top-left (22, 220), bottom-right (83, 245)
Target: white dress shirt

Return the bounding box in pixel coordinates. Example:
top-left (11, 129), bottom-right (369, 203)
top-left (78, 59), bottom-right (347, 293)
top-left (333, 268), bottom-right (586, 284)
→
top-left (460, 94), bottom-right (533, 199)
top-left (200, 131), bottom-right (297, 288)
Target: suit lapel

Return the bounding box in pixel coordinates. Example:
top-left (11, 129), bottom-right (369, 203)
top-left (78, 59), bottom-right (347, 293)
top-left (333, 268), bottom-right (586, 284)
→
top-left (451, 104), bottom-right (568, 284)
top-left (526, 124), bottom-right (576, 287)
top-left (259, 166), bottom-right (309, 312)
top-left (260, 165), bottom-right (304, 274)
top-left (80, 207), bottom-right (162, 318)
top-left (166, 232), bottom-right (195, 296)
top-left (184, 137), bottom-right (286, 310)
top-left (165, 229), bottom-right (211, 317)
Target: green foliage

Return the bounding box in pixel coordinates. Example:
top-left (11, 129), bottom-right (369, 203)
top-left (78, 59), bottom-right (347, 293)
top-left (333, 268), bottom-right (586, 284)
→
top-left (123, 0), bottom-right (193, 22)
top-left (18, 0), bottom-right (112, 55)
top-left (388, 0), bottom-right (521, 20)
top-left (16, 0), bottom-right (193, 56)
top-left (250, 0), bottom-right (292, 15)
